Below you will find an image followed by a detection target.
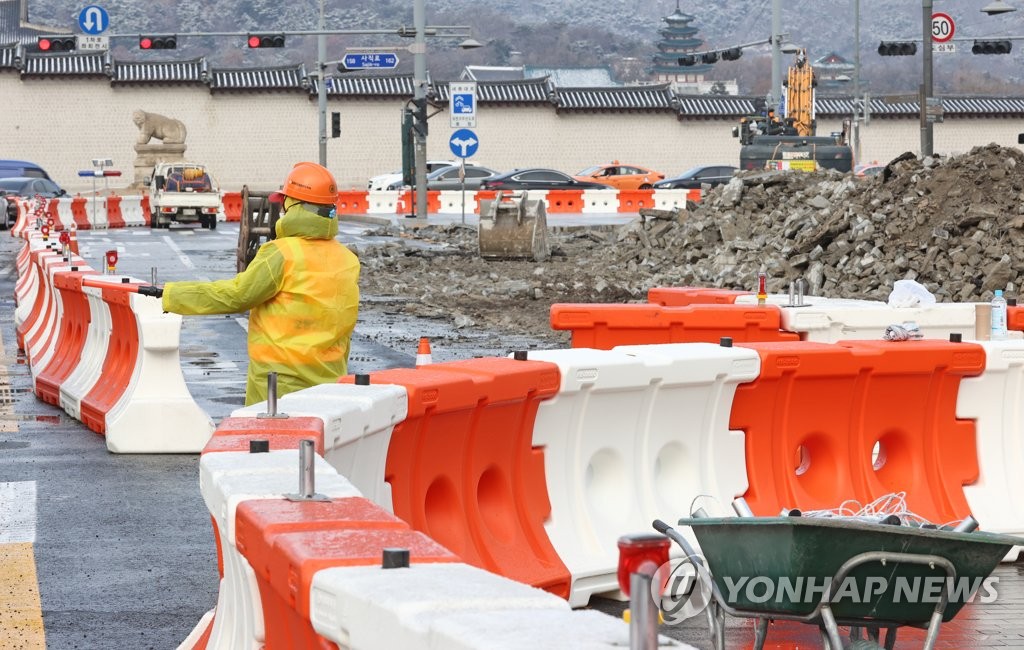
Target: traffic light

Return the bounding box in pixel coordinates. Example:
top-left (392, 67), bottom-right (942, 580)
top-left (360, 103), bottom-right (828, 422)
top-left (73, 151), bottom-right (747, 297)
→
top-left (721, 47), bottom-right (743, 61)
top-left (139, 35), bottom-right (177, 50)
top-left (247, 33), bottom-right (285, 48)
top-left (331, 112), bottom-right (341, 138)
top-left (972, 40), bottom-right (1012, 54)
top-left (677, 54), bottom-right (696, 66)
top-left (411, 97), bottom-right (428, 138)
top-left (877, 41), bottom-right (917, 56)
top-left (37, 35), bottom-right (76, 52)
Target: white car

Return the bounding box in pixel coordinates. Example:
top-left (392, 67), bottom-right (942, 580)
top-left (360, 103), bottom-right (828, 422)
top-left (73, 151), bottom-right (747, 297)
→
top-left (368, 160), bottom-right (479, 191)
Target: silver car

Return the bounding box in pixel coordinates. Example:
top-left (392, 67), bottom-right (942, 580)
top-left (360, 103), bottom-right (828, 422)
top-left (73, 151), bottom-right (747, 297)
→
top-left (426, 165), bottom-right (500, 191)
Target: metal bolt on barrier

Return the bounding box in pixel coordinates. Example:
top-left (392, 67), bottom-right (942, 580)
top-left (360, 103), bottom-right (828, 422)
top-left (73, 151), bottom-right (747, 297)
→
top-left (513, 350), bottom-right (528, 360)
top-left (257, 372), bottom-right (289, 419)
top-left (354, 374), bottom-right (370, 386)
top-left (249, 439), bottom-right (269, 454)
top-left (949, 333), bottom-right (962, 343)
top-left (720, 336), bottom-right (733, 348)
top-left (382, 547), bottom-right (410, 569)
top-left (285, 439), bottom-right (329, 502)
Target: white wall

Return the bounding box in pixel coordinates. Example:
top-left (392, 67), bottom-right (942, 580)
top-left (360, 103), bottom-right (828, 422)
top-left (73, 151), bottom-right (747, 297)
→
top-left (1, 73), bottom-right (1020, 194)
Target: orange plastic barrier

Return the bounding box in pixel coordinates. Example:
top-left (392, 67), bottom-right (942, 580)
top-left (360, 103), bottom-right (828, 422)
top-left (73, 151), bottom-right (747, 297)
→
top-left (617, 189), bottom-right (654, 213)
top-left (237, 498), bottom-right (456, 650)
top-left (338, 358), bottom-right (571, 596)
top-left (202, 416), bottom-right (325, 455)
top-left (732, 340), bottom-right (985, 524)
top-left (140, 195), bottom-right (152, 226)
top-left (79, 280), bottom-right (144, 435)
top-left (1009, 305), bottom-right (1024, 331)
top-left (335, 190), bottom-right (369, 215)
top-left (105, 195), bottom-right (126, 228)
top-left (546, 190), bottom-right (584, 213)
top-left (474, 189), bottom-right (497, 214)
top-left (34, 268), bottom-right (98, 405)
top-left (648, 286), bottom-right (752, 306)
top-left (16, 249), bottom-right (56, 350)
top-left (550, 303), bottom-right (800, 349)
top-left (396, 189), bottom-right (441, 215)
top-left (687, 189), bottom-right (702, 203)
top-left (70, 195), bottom-right (90, 230)
top-left (221, 192), bottom-right (242, 222)
top-left (46, 199), bottom-right (62, 229)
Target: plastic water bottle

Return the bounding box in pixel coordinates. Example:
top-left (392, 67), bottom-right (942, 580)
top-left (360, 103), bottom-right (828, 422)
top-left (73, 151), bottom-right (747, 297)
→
top-left (991, 289), bottom-right (1008, 341)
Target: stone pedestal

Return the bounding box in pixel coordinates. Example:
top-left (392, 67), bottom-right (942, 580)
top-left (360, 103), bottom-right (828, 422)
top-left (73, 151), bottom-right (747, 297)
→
top-left (132, 143), bottom-right (187, 189)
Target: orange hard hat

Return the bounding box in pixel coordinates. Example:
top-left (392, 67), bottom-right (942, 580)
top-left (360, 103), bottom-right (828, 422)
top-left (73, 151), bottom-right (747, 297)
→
top-left (270, 162), bottom-right (338, 205)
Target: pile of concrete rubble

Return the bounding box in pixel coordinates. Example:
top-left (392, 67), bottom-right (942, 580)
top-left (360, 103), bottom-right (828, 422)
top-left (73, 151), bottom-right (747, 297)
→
top-left (355, 143), bottom-right (1024, 340)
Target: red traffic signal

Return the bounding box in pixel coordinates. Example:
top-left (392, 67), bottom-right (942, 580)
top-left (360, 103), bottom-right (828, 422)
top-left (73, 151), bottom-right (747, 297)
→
top-left (247, 33), bottom-right (285, 48)
top-left (140, 35), bottom-right (177, 50)
top-left (38, 35), bottom-right (76, 52)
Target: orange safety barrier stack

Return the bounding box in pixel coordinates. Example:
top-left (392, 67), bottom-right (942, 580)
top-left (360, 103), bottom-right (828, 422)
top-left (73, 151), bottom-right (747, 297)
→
top-left (546, 190), bottom-right (584, 213)
top-left (34, 267), bottom-right (98, 405)
top-left (202, 416), bottom-right (326, 455)
top-left (140, 194), bottom-right (152, 226)
top-left (335, 190), bottom-right (369, 214)
top-left (236, 498), bottom-right (457, 650)
top-left (550, 303), bottom-right (800, 349)
top-left (221, 191), bottom-right (242, 222)
top-left (78, 279), bottom-right (144, 435)
top-left (47, 199), bottom-right (61, 228)
top-left (648, 286), bottom-right (753, 306)
top-left (732, 339), bottom-right (985, 525)
top-left (105, 195), bottom-right (126, 228)
top-left (1009, 305), bottom-right (1024, 331)
top-left (338, 357), bottom-right (571, 596)
top-left (617, 189), bottom-right (654, 213)
top-left (70, 195), bottom-right (90, 230)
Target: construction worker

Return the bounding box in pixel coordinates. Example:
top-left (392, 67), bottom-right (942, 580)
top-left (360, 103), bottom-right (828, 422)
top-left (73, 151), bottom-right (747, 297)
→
top-left (138, 162), bottom-right (360, 405)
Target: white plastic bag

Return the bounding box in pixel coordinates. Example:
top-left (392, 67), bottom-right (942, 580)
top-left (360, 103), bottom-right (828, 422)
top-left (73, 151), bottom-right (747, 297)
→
top-left (887, 279), bottom-right (936, 308)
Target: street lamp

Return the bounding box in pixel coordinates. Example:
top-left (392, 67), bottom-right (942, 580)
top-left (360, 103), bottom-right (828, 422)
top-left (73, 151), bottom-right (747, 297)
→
top-left (982, 0), bottom-right (1017, 14)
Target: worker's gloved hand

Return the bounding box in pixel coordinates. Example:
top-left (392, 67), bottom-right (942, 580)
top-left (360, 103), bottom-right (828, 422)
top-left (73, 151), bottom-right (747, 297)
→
top-left (138, 285), bottom-right (163, 298)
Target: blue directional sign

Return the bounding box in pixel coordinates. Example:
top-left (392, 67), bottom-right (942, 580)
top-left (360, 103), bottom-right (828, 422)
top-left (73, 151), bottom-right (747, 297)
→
top-left (342, 53), bottom-right (399, 70)
top-left (449, 128), bottom-right (479, 159)
top-left (78, 5), bottom-right (109, 35)
top-left (452, 93), bottom-right (474, 115)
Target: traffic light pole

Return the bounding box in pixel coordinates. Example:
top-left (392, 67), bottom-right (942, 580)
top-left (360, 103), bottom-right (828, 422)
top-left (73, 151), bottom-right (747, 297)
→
top-left (412, 0), bottom-right (428, 219)
top-left (921, 0), bottom-right (934, 157)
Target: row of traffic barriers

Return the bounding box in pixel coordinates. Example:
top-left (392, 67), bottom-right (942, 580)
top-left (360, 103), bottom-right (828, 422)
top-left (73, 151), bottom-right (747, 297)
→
top-left (228, 330), bottom-right (1024, 609)
top-left (180, 408), bottom-right (651, 649)
top-left (10, 195), bottom-right (153, 233)
top-left (12, 220), bottom-right (214, 452)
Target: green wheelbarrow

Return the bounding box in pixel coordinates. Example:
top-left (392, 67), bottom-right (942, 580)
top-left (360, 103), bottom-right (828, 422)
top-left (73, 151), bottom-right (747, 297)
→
top-left (654, 516), bottom-right (1022, 650)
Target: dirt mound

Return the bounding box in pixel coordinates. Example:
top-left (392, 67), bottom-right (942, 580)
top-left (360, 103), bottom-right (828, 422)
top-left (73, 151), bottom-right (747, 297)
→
top-left (354, 143), bottom-right (1024, 342)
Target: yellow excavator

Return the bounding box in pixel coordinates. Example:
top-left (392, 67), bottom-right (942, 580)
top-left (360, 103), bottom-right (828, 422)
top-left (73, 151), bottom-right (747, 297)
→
top-left (733, 49), bottom-right (852, 172)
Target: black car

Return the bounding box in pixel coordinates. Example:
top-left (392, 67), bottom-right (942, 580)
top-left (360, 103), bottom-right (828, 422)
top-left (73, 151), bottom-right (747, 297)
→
top-left (653, 165), bottom-right (738, 190)
top-left (479, 168), bottom-right (613, 192)
top-left (426, 165), bottom-right (501, 191)
top-left (0, 176), bottom-right (66, 230)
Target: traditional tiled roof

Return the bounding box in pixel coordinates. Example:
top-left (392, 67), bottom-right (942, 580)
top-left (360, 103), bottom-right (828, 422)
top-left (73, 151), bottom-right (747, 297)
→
top-left (675, 95), bottom-right (759, 117)
top-left (111, 58), bottom-right (206, 84)
top-left (21, 51), bottom-right (107, 76)
top-left (209, 64), bottom-right (309, 91)
top-left (434, 77), bottom-right (552, 104)
top-left (326, 73), bottom-right (415, 97)
top-left (553, 84), bottom-right (675, 111)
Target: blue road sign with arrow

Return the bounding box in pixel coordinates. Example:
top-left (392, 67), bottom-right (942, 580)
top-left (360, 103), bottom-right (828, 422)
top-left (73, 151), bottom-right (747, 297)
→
top-left (343, 53), bottom-right (399, 70)
top-left (449, 128), bottom-right (479, 159)
top-left (78, 5), bottom-right (109, 35)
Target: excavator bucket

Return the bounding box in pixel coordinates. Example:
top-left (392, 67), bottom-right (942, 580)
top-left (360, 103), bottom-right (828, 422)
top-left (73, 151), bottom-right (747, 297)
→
top-left (477, 191), bottom-right (550, 262)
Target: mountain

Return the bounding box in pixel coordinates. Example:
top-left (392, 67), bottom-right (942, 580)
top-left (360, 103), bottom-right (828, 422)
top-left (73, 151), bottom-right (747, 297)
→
top-left (24, 0), bottom-right (1024, 94)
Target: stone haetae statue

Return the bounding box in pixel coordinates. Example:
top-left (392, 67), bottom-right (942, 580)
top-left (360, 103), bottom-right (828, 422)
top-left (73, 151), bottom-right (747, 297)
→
top-left (132, 110), bottom-right (188, 187)
top-left (133, 110), bottom-right (187, 145)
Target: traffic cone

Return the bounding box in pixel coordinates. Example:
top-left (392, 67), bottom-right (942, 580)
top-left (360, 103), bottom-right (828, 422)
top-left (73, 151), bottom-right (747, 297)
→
top-left (415, 337), bottom-right (432, 366)
top-left (68, 224), bottom-right (80, 255)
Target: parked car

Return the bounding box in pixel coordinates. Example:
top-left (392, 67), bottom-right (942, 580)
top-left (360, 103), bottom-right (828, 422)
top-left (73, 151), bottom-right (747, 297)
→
top-left (0, 176), bottom-right (66, 230)
top-left (653, 165), bottom-right (737, 190)
top-left (368, 160), bottom-right (474, 191)
top-left (0, 159), bottom-right (53, 181)
top-left (479, 168), bottom-right (613, 192)
top-left (854, 163), bottom-right (885, 178)
top-left (426, 165), bottom-right (501, 191)
top-left (572, 162), bottom-right (665, 190)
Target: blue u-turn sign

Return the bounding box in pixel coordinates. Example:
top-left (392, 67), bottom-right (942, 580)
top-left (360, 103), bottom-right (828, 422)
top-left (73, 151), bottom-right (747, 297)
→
top-left (78, 5), bottom-right (109, 35)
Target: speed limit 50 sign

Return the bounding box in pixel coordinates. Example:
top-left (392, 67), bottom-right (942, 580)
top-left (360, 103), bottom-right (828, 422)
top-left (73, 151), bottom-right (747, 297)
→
top-left (932, 12), bottom-right (955, 43)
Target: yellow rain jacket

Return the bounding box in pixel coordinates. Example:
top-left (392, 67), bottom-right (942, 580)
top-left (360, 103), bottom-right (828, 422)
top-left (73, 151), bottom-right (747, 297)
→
top-left (163, 201), bottom-right (360, 405)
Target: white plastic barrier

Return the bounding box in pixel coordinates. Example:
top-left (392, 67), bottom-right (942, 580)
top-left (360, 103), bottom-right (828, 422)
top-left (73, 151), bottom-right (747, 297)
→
top-left (525, 343), bottom-right (760, 607)
top-left (55, 197), bottom-right (75, 227)
top-left (233, 383), bottom-right (408, 508)
top-left (733, 292), bottom-right (883, 307)
top-left (309, 563), bottom-right (677, 649)
top-left (199, 450), bottom-right (361, 650)
top-left (27, 256), bottom-right (87, 378)
top-left (104, 292), bottom-right (215, 453)
top-left (581, 189), bottom-right (618, 214)
top-left (776, 301), bottom-right (1017, 343)
top-left (84, 196), bottom-right (108, 229)
top-left (58, 277), bottom-right (118, 419)
top-left (957, 340), bottom-right (1024, 561)
top-left (652, 188), bottom-right (691, 210)
top-left (21, 252), bottom-right (66, 365)
top-left (119, 196), bottom-right (147, 227)
top-left (367, 191), bottom-right (403, 214)
top-left (436, 190), bottom-right (476, 215)
top-left (13, 243), bottom-right (54, 333)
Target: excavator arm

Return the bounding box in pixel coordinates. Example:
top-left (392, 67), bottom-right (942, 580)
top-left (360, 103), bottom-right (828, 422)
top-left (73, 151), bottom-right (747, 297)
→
top-left (784, 49), bottom-right (817, 137)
